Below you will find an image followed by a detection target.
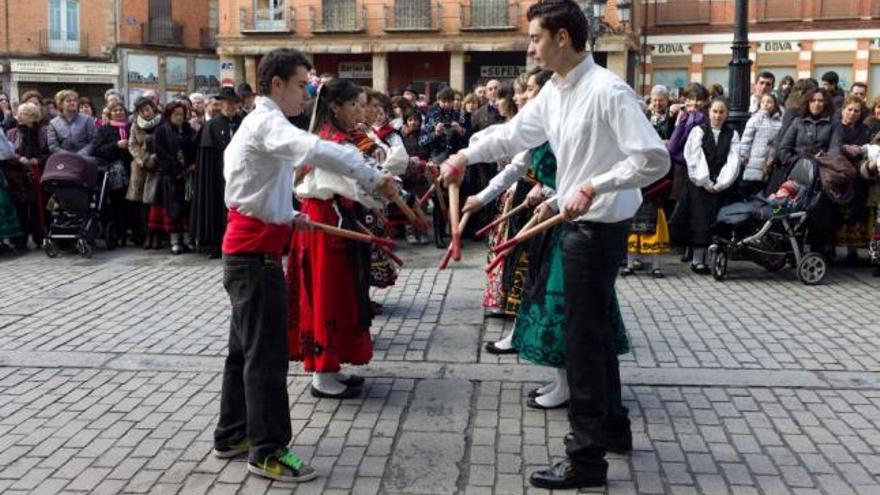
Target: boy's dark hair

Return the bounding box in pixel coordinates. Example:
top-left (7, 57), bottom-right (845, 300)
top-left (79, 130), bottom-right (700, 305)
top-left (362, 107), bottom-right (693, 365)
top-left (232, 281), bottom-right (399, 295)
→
top-left (436, 87), bottom-right (455, 102)
top-left (527, 0), bottom-right (588, 53)
top-left (821, 71), bottom-right (839, 86)
top-left (756, 71), bottom-right (776, 85)
top-left (311, 78), bottom-right (363, 132)
top-left (851, 81), bottom-right (868, 92)
top-left (257, 48), bottom-right (313, 95)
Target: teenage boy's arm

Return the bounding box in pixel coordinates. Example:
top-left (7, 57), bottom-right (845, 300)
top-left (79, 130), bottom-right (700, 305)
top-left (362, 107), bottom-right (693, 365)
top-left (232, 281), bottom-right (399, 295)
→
top-left (262, 116), bottom-right (389, 193)
top-left (441, 91), bottom-right (548, 183)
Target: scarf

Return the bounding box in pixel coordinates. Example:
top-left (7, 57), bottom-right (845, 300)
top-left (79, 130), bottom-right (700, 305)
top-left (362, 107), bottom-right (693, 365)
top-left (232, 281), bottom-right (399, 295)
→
top-left (373, 122), bottom-right (397, 145)
top-left (136, 114), bottom-right (162, 131)
top-left (318, 123), bottom-right (378, 156)
top-left (109, 120), bottom-right (128, 140)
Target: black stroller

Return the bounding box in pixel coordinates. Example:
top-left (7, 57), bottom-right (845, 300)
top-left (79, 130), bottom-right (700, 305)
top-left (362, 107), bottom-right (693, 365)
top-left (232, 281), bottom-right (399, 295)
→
top-left (708, 156), bottom-right (827, 285)
top-left (40, 151), bottom-right (114, 258)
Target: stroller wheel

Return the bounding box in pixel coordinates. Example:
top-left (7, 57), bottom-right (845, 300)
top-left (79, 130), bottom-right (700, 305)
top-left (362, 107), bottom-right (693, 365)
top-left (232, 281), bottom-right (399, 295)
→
top-left (798, 253), bottom-right (826, 285)
top-left (711, 248), bottom-right (728, 281)
top-left (77, 238), bottom-right (93, 259)
top-left (43, 239), bottom-right (59, 258)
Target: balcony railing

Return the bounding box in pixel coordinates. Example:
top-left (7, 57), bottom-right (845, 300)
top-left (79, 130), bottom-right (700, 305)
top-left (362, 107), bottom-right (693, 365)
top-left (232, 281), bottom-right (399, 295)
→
top-left (39, 30), bottom-right (88, 56)
top-left (383, 0), bottom-right (441, 32)
top-left (240, 6), bottom-right (296, 33)
top-left (754, 0), bottom-right (804, 22)
top-left (650, 0), bottom-right (712, 26)
top-left (141, 21), bottom-right (183, 45)
top-left (460, 0), bottom-right (519, 31)
top-left (200, 27), bottom-right (218, 49)
top-left (814, 0), bottom-right (860, 19)
top-left (310, 2), bottom-right (367, 33)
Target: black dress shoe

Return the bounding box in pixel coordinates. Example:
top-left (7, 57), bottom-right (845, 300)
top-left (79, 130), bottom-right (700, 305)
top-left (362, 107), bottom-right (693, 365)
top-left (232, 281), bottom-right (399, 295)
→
top-left (338, 374), bottom-right (365, 387)
top-left (529, 459), bottom-right (606, 489)
top-left (309, 385), bottom-right (361, 399)
top-left (526, 397), bottom-right (568, 410)
top-left (484, 342), bottom-right (517, 355)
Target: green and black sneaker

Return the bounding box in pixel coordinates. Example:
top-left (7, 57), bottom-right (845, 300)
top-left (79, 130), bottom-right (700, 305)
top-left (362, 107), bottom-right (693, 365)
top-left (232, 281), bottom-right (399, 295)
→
top-left (213, 439), bottom-right (251, 459)
top-left (248, 449), bottom-right (317, 482)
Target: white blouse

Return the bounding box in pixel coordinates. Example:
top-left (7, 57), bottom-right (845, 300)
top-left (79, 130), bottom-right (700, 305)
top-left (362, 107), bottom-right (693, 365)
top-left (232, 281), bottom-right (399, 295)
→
top-left (683, 126), bottom-right (741, 193)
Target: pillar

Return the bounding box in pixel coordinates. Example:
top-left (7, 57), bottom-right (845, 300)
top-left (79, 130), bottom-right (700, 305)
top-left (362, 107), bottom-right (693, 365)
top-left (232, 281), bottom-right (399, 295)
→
top-left (797, 41), bottom-right (813, 80)
top-left (450, 52), bottom-right (465, 92)
top-left (244, 56), bottom-right (258, 89)
top-left (606, 51), bottom-right (627, 81)
top-left (689, 44), bottom-right (704, 83)
top-left (855, 39), bottom-right (870, 84)
top-left (372, 52), bottom-right (388, 93)
top-left (642, 54), bottom-right (653, 95)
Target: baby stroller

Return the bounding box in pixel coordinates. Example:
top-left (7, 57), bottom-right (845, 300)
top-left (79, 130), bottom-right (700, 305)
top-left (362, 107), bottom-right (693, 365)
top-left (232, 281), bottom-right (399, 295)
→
top-left (41, 151), bottom-right (114, 258)
top-left (708, 156), bottom-right (827, 285)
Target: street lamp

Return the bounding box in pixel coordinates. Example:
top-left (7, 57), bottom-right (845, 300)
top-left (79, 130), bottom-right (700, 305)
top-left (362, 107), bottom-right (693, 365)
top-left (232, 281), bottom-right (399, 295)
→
top-left (582, 0), bottom-right (632, 53)
top-left (727, 0), bottom-right (752, 133)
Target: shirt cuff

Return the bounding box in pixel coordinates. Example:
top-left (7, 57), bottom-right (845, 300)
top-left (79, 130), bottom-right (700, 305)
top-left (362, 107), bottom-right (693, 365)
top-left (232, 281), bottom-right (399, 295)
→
top-left (460, 147), bottom-right (482, 166)
top-left (589, 174), bottom-right (615, 195)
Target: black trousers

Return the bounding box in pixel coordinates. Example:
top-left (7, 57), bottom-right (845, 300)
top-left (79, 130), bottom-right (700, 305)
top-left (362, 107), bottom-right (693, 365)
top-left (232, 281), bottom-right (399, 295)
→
top-left (561, 220), bottom-right (631, 471)
top-left (214, 254), bottom-right (292, 461)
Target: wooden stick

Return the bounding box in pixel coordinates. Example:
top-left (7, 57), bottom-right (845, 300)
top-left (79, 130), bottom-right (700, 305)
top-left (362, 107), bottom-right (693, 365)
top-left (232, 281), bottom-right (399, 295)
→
top-left (418, 183), bottom-right (436, 207)
top-left (312, 221), bottom-right (397, 250)
top-left (448, 183), bottom-right (462, 261)
top-left (434, 177), bottom-right (448, 218)
top-left (492, 213), bottom-right (565, 254)
top-left (483, 211), bottom-right (543, 273)
top-left (356, 221), bottom-right (404, 267)
top-left (391, 193), bottom-right (429, 232)
top-left (475, 200), bottom-right (530, 238)
top-left (438, 211), bottom-right (472, 269)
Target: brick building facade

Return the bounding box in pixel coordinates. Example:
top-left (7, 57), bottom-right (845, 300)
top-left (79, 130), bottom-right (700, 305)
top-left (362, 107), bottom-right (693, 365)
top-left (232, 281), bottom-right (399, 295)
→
top-left (216, 0), bottom-right (639, 96)
top-left (0, 0), bottom-right (219, 109)
top-left (638, 0), bottom-right (880, 98)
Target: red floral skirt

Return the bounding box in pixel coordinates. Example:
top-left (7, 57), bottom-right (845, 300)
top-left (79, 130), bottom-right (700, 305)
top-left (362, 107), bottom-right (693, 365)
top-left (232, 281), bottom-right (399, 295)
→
top-left (286, 198), bottom-right (372, 372)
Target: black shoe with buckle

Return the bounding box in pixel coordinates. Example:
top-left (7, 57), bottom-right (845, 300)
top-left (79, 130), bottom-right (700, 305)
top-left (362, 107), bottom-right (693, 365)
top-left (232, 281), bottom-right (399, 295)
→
top-left (529, 459), bottom-right (606, 489)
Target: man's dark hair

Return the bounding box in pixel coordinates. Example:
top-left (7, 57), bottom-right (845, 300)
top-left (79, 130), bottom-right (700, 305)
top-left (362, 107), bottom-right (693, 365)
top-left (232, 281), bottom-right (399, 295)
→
top-left (257, 48), bottom-right (313, 95)
top-left (436, 87), bottom-right (455, 102)
top-left (527, 0), bottom-right (588, 53)
top-left (851, 81), bottom-right (868, 92)
top-left (756, 71), bottom-right (775, 85)
top-left (821, 71), bottom-right (839, 86)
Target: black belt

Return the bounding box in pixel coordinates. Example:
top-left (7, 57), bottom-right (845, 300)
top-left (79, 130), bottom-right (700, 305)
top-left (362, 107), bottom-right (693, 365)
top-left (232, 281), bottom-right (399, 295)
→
top-left (567, 219), bottom-right (629, 230)
top-left (223, 252), bottom-right (283, 266)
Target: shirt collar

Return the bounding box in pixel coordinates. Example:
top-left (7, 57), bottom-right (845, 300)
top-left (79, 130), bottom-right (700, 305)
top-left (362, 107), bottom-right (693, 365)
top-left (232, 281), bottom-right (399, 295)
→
top-left (255, 96), bottom-right (281, 114)
top-left (550, 54), bottom-right (594, 90)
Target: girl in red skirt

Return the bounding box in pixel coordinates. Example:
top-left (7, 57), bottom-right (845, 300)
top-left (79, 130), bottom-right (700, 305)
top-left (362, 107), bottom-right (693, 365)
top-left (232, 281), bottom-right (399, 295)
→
top-left (288, 79), bottom-right (384, 398)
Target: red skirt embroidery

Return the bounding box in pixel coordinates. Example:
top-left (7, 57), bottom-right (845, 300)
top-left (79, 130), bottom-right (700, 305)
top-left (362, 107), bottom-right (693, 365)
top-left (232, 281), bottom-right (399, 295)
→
top-left (286, 198), bottom-right (372, 372)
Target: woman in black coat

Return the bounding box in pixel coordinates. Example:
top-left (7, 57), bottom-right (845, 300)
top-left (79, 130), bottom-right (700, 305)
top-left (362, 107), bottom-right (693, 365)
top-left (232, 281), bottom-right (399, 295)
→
top-left (151, 100), bottom-right (196, 254)
top-left (94, 101), bottom-right (135, 246)
top-left (833, 96), bottom-right (875, 262)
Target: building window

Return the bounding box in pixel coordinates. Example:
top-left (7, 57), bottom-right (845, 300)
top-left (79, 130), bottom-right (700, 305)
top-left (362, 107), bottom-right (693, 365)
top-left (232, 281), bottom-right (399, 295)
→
top-left (255, 0), bottom-right (285, 30)
top-left (394, 0), bottom-right (431, 29)
top-left (323, 0), bottom-right (357, 31)
top-left (813, 65), bottom-right (853, 91)
top-left (48, 0), bottom-right (79, 53)
top-left (652, 69), bottom-right (688, 98)
top-left (470, 0), bottom-right (509, 28)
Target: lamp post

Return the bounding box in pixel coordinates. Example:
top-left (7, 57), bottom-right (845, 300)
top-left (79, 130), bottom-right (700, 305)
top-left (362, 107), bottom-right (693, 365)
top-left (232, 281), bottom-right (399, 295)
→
top-left (582, 0), bottom-right (631, 53)
top-left (727, 0), bottom-right (751, 133)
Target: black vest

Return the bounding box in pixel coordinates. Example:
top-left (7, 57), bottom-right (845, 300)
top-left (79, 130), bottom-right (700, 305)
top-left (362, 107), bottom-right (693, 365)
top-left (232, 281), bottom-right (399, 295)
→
top-left (700, 123), bottom-right (734, 182)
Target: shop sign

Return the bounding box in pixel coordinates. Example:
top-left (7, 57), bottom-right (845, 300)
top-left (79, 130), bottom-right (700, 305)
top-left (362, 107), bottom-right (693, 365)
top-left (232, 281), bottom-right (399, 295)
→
top-left (651, 43), bottom-right (690, 55)
top-left (10, 59), bottom-right (119, 76)
top-left (757, 41), bottom-right (797, 52)
top-left (479, 65), bottom-right (526, 78)
top-left (339, 62), bottom-right (372, 80)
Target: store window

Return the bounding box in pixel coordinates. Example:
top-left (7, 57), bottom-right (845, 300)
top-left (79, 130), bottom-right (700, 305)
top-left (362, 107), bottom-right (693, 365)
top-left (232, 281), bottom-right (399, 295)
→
top-left (703, 67), bottom-right (730, 96)
top-left (652, 69), bottom-right (688, 98)
top-left (813, 65), bottom-right (853, 91)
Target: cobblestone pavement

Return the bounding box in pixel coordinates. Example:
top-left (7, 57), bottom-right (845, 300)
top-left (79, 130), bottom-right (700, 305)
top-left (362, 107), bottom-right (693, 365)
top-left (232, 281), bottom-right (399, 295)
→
top-left (1, 242), bottom-right (879, 494)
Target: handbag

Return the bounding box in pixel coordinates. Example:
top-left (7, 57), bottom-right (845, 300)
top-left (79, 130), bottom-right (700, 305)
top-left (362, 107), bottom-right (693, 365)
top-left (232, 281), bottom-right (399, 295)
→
top-left (106, 159), bottom-right (128, 191)
top-left (142, 171), bottom-right (159, 204)
top-left (816, 154), bottom-right (857, 204)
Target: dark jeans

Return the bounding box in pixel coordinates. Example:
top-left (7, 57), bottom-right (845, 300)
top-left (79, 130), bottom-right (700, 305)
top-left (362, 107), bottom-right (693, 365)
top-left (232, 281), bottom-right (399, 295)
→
top-left (214, 254), bottom-right (292, 462)
top-left (561, 220), bottom-right (631, 472)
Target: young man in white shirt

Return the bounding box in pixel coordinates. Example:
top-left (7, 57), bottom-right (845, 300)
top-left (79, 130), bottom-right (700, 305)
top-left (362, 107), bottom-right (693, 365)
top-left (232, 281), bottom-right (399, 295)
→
top-left (441, 0), bottom-right (669, 488)
top-left (213, 48), bottom-right (395, 484)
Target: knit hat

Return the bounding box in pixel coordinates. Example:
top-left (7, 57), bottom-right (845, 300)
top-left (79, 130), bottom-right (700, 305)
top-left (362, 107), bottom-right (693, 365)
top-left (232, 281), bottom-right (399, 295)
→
top-left (776, 180), bottom-right (800, 198)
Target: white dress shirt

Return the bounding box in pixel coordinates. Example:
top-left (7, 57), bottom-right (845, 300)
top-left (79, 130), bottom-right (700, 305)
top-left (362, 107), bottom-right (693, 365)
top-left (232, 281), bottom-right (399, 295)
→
top-left (683, 126), bottom-right (741, 193)
top-left (460, 55), bottom-right (670, 223)
top-left (224, 97), bottom-right (385, 224)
